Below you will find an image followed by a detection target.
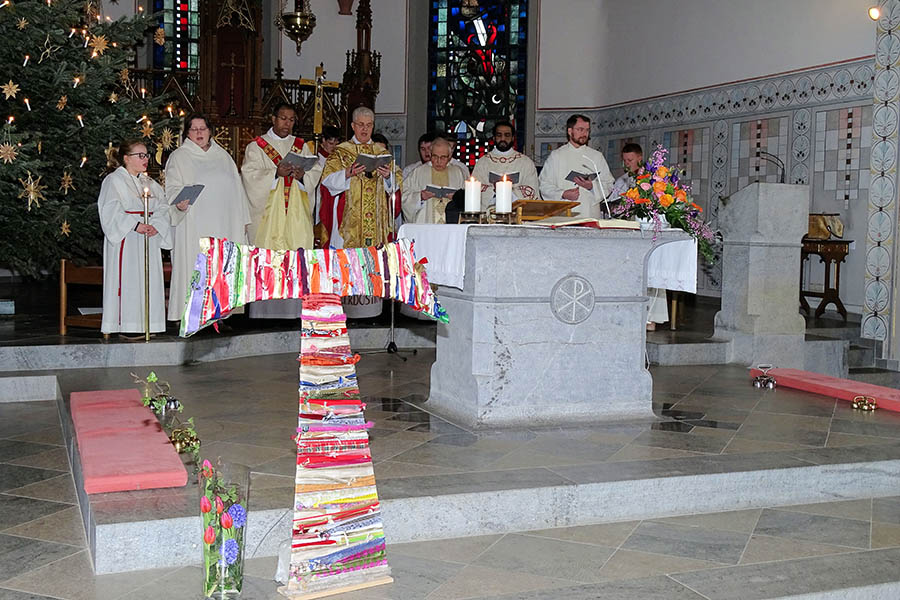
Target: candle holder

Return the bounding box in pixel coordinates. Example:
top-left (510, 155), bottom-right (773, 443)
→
top-left (490, 211), bottom-right (518, 225)
top-left (458, 211), bottom-right (486, 224)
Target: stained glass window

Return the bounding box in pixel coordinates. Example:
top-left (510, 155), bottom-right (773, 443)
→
top-left (428, 0), bottom-right (529, 168)
top-left (153, 0), bottom-right (200, 71)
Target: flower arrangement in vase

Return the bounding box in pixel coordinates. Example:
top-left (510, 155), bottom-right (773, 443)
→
top-left (200, 459), bottom-right (249, 599)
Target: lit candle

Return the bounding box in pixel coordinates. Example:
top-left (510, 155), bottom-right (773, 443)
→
top-left (464, 176), bottom-right (481, 213)
top-left (83, 36), bottom-right (89, 48)
top-left (140, 87), bottom-right (146, 99)
top-left (167, 105), bottom-right (173, 118)
top-left (23, 55), bottom-right (29, 66)
top-left (6, 116), bottom-right (14, 124)
top-left (73, 76), bottom-right (80, 88)
top-left (0, 1), bottom-right (10, 8)
top-left (76, 114), bottom-right (84, 127)
top-left (495, 175), bottom-right (513, 214)
top-left (136, 114), bottom-right (147, 124)
top-left (69, 28), bottom-right (76, 38)
top-left (80, 154), bottom-right (87, 167)
top-left (24, 98), bottom-right (30, 111)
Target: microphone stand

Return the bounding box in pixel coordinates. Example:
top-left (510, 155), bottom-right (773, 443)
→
top-left (582, 153), bottom-right (612, 218)
top-left (756, 150), bottom-right (786, 184)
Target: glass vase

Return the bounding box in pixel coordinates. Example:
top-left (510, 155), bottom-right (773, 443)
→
top-left (199, 461), bottom-right (250, 599)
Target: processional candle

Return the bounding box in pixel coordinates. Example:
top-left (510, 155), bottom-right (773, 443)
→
top-left (495, 175), bottom-right (513, 213)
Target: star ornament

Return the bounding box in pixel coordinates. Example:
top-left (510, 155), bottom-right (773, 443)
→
top-left (160, 127), bottom-right (176, 150)
top-left (60, 220), bottom-right (71, 237)
top-left (2, 80), bottom-right (20, 100)
top-left (0, 142), bottom-right (17, 164)
top-left (89, 34), bottom-right (108, 55)
top-left (57, 95), bottom-right (68, 110)
top-left (140, 120), bottom-right (154, 138)
top-left (108, 91), bottom-right (118, 103)
top-left (18, 171), bottom-right (47, 211)
top-left (118, 67), bottom-right (130, 84)
top-left (16, 17), bottom-right (27, 30)
top-left (60, 170), bottom-right (75, 194)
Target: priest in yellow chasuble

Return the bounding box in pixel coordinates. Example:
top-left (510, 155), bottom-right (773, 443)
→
top-left (241, 101), bottom-right (322, 251)
top-left (321, 107), bottom-right (402, 248)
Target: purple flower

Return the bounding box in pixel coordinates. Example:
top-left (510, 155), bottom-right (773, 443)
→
top-left (227, 503), bottom-right (247, 528)
top-left (222, 538), bottom-right (240, 565)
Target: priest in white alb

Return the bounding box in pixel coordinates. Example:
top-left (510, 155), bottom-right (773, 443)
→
top-left (471, 120), bottom-right (541, 212)
top-left (402, 137), bottom-right (468, 224)
top-left (241, 101), bottom-right (322, 318)
top-left (165, 114), bottom-right (250, 322)
top-left (98, 141), bottom-right (172, 337)
top-left (539, 113), bottom-right (615, 219)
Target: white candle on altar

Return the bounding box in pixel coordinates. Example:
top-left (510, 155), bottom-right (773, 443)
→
top-left (495, 175), bottom-right (513, 214)
top-left (464, 176), bottom-right (481, 213)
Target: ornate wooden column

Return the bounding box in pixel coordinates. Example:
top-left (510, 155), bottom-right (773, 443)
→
top-left (341, 0), bottom-right (381, 131)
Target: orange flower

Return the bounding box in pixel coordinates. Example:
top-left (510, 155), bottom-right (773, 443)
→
top-left (655, 166), bottom-right (669, 178)
top-left (625, 187), bottom-right (640, 200)
top-left (634, 197), bottom-right (650, 204)
top-left (690, 202), bottom-right (703, 212)
top-left (652, 181), bottom-right (667, 195)
top-left (659, 194), bottom-right (674, 208)
top-left (675, 188), bottom-right (687, 203)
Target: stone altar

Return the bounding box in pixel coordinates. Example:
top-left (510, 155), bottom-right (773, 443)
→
top-left (426, 225), bottom-right (691, 428)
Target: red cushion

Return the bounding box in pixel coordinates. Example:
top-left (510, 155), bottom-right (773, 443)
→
top-left (749, 368), bottom-right (900, 412)
top-left (70, 390), bottom-right (188, 494)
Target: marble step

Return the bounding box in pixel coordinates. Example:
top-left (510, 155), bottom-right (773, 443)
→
top-left (848, 343), bottom-right (876, 369)
top-left (848, 367), bottom-right (900, 388)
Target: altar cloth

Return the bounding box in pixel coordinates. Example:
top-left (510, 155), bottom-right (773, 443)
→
top-left (397, 223), bottom-right (697, 293)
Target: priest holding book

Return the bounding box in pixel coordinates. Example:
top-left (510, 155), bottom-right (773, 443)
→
top-left (471, 120), bottom-right (541, 212)
top-left (402, 137), bottom-right (468, 224)
top-left (539, 114), bottom-right (615, 218)
top-left (321, 107), bottom-right (401, 248)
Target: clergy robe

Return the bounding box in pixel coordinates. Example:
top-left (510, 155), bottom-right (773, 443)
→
top-left (98, 167), bottom-right (172, 334)
top-left (401, 162), bottom-right (468, 224)
top-left (471, 148), bottom-right (541, 212)
top-left (165, 138), bottom-right (251, 321)
top-left (321, 138), bottom-right (402, 248)
top-left (539, 142), bottom-right (616, 218)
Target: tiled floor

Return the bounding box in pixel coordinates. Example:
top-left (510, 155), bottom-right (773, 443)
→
top-left (2, 349), bottom-right (900, 598)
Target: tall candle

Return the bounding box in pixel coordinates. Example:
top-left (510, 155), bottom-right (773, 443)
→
top-left (464, 176), bottom-right (481, 213)
top-left (495, 175), bottom-right (513, 214)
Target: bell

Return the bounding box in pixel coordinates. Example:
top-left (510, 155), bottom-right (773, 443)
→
top-left (169, 427), bottom-right (201, 454)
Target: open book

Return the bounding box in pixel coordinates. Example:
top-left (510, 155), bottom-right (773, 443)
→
top-left (532, 215), bottom-right (640, 229)
top-left (282, 152), bottom-right (319, 171)
top-left (355, 153), bottom-right (394, 172)
top-left (564, 170), bottom-right (598, 183)
top-left (424, 185), bottom-right (459, 199)
top-left (489, 171), bottom-right (520, 184)
top-left (169, 184), bottom-right (204, 206)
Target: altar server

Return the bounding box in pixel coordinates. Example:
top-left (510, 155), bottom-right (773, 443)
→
top-left (98, 141), bottom-right (172, 337)
top-left (166, 114), bottom-right (250, 322)
top-left (539, 114), bottom-right (615, 218)
top-left (471, 120), bottom-right (541, 211)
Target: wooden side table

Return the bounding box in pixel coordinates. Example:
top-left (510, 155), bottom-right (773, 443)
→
top-left (799, 238), bottom-right (851, 321)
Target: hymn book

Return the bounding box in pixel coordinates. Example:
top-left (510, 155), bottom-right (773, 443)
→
top-left (532, 215), bottom-right (640, 229)
top-left (354, 153), bottom-right (394, 172)
top-left (489, 171), bottom-right (520, 184)
top-left (282, 152), bottom-right (319, 171)
top-left (424, 185), bottom-right (459, 199)
top-left (169, 184), bottom-right (204, 206)
top-left (564, 170), bottom-right (598, 183)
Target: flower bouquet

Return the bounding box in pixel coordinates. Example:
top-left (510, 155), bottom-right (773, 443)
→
top-left (200, 459), bottom-right (249, 599)
top-left (611, 145), bottom-right (718, 262)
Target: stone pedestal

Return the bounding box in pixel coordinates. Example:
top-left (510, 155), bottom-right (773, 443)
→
top-left (714, 182), bottom-right (808, 368)
top-left (428, 226), bottom-right (690, 428)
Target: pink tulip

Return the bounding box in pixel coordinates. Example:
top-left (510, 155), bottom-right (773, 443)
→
top-left (221, 512), bottom-right (233, 529)
top-left (200, 496), bottom-right (212, 513)
top-left (639, 182), bottom-right (651, 191)
top-left (203, 526), bottom-right (215, 544)
top-left (215, 496), bottom-right (224, 514)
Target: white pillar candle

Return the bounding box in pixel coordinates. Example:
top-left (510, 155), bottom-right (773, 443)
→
top-left (495, 175), bottom-right (513, 213)
top-left (464, 176), bottom-right (481, 213)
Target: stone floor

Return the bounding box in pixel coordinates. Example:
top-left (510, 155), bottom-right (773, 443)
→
top-left (1, 348), bottom-right (900, 598)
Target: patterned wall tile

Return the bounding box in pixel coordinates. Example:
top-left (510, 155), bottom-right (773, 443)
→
top-left (729, 117), bottom-right (789, 192)
top-left (812, 105), bottom-right (872, 207)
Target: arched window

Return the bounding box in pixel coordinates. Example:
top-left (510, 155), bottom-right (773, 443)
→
top-left (153, 0), bottom-right (200, 71)
top-left (428, 0), bottom-right (529, 168)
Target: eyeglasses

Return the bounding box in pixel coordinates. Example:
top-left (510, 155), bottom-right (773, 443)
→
top-left (127, 152), bottom-right (150, 159)
top-left (188, 127), bottom-right (209, 133)
top-left (431, 154), bottom-right (451, 160)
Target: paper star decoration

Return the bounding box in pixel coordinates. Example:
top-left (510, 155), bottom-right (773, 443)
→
top-left (38, 34), bottom-right (60, 64)
top-left (0, 142), bottom-right (17, 164)
top-left (60, 220), bottom-right (71, 237)
top-left (140, 120), bottom-right (154, 139)
top-left (2, 80), bottom-right (20, 100)
top-left (108, 91), bottom-right (118, 103)
top-left (89, 34), bottom-right (108, 55)
top-left (16, 17), bottom-right (27, 30)
top-left (57, 95), bottom-right (67, 110)
top-left (154, 28), bottom-right (165, 46)
top-left (18, 172), bottom-right (47, 211)
top-left (160, 127), bottom-right (176, 150)
top-left (119, 67), bottom-right (130, 84)
top-left (59, 170), bottom-right (75, 195)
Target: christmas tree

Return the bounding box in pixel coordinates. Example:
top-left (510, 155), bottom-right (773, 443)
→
top-left (0, 0), bottom-right (172, 277)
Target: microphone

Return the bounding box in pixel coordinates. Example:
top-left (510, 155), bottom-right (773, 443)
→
top-left (581, 154), bottom-right (611, 218)
top-left (756, 150), bottom-right (785, 184)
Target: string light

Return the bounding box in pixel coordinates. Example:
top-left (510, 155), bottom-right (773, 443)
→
top-left (91, 50), bottom-right (98, 58)
top-left (140, 87), bottom-right (146, 99)
top-left (6, 116), bottom-right (13, 125)
top-left (80, 154), bottom-right (87, 167)
top-left (0, 1), bottom-right (10, 8)
top-left (23, 55), bottom-right (29, 66)
top-left (137, 4), bottom-right (143, 11)
top-left (83, 37), bottom-right (89, 48)
top-left (178, 109), bottom-right (185, 117)
top-left (167, 105), bottom-right (174, 117)
top-left (76, 114), bottom-right (84, 127)
top-left (69, 28), bottom-right (76, 38)
top-left (24, 98), bottom-right (30, 111)
top-left (136, 114), bottom-right (147, 123)
top-left (73, 76), bottom-right (81, 88)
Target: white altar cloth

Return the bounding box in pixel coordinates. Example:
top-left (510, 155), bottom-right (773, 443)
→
top-left (397, 223), bottom-right (697, 293)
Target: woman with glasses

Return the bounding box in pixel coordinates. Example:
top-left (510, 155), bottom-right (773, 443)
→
top-left (98, 140), bottom-right (172, 339)
top-left (164, 113), bottom-right (250, 323)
